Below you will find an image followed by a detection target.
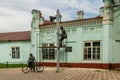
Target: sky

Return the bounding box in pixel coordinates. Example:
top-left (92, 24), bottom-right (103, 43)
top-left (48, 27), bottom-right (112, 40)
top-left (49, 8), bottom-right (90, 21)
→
top-left (0, 0), bottom-right (104, 33)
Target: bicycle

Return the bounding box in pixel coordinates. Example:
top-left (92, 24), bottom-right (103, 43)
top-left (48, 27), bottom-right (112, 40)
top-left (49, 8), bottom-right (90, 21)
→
top-left (22, 62), bottom-right (44, 73)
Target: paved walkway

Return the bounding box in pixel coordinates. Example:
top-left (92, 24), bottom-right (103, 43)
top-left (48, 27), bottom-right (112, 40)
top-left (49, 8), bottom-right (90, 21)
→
top-left (0, 67), bottom-right (120, 80)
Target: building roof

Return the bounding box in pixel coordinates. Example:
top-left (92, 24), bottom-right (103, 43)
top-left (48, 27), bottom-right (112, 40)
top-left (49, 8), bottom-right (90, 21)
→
top-left (43, 20), bottom-right (55, 25)
top-left (0, 31), bottom-right (30, 42)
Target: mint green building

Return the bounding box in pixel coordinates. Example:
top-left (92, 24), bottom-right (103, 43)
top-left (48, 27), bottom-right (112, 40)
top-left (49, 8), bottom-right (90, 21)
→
top-left (0, 31), bottom-right (30, 64)
top-left (31, 0), bottom-right (120, 69)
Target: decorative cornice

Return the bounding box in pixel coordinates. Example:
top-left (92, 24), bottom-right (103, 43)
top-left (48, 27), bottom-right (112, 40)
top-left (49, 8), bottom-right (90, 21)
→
top-left (39, 17), bottom-right (103, 29)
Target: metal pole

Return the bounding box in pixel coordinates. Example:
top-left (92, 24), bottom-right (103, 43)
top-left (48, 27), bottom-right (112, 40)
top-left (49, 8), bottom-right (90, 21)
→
top-left (56, 9), bottom-right (60, 72)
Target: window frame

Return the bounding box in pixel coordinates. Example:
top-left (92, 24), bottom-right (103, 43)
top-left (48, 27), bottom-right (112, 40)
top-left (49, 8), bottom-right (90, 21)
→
top-left (83, 41), bottom-right (100, 60)
top-left (42, 43), bottom-right (55, 60)
top-left (11, 46), bottom-right (20, 59)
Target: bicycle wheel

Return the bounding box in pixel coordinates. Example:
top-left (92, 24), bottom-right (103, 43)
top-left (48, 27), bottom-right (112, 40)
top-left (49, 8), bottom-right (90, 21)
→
top-left (36, 64), bottom-right (44, 72)
top-left (22, 66), bottom-right (30, 73)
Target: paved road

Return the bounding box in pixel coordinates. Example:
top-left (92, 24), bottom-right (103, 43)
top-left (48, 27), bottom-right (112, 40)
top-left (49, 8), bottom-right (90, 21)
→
top-left (0, 67), bottom-right (120, 80)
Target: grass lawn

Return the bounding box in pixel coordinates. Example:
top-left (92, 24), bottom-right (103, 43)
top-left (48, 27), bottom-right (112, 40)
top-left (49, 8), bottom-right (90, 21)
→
top-left (0, 63), bottom-right (26, 68)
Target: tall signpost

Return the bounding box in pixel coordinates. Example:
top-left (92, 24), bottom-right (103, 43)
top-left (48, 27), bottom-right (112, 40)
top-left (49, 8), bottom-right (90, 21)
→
top-left (56, 9), bottom-right (61, 72)
top-left (49, 9), bottom-right (61, 72)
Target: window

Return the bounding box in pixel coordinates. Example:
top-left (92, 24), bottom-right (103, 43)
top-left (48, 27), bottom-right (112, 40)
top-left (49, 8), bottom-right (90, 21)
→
top-left (11, 47), bottom-right (20, 59)
top-left (65, 47), bottom-right (72, 52)
top-left (42, 43), bottom-right (55, 60)
top-left (84, 41), bottom-right (100, 60)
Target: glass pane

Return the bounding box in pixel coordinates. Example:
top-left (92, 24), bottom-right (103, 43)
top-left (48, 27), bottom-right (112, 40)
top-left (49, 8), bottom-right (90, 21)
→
top-left (93, 42), bottom-right (100, 46)
top-left (97, 54), bottom-right (100, 59)
top-left (46, 49), bottom-right (48, 52)
top-left (12, 51), bottom-right (15, 54)
top-left (49, 49), bottom-right (52, 52)
top-left (46, 54), bottom-right (48, 59)
top-left (52, 49), bottom-right (55, 51)
top-left (84, 54), bottom-right (87, 59)
top-left (16, 47), bottom-right (19, 50)
top-left (17, 50), bottom-right (19, 54)
top-left (84, 48), bottom-right (87, 53)
top-left (93, 53), bottom-right (96, 59)
top-left (42, 55), bottom-right (45, 59)
top-left (12, 48), bottom-right (15, 51)
top-left (12, 53), bottom-right (15, 58)
top-left (18, 53), bottom-right (20, 58)
top-left (93, 48), bottom-right (96, 53)
top-left (97, 48), bottom-right (100, 53)
top-left (85, 43), bottom-right (90, 46)
top-left (88, 48), bottom-right (91, 53)
top-left (88, 53), bottom-right (91, 59)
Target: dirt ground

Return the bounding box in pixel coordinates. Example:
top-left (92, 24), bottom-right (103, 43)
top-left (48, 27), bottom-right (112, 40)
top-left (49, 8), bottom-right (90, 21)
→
top-left (0, 67), bottom-right (120, 80)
